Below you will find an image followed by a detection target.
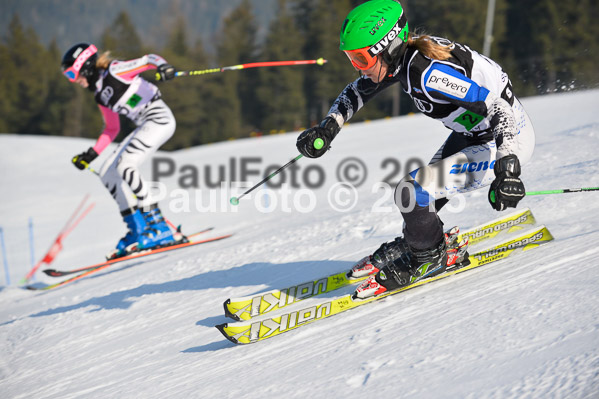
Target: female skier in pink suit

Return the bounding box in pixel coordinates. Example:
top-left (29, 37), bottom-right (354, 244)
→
top-left (61, 43), bottom-right (180, 259)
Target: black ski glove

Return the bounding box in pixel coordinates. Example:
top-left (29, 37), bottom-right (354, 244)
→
top-left (156, 64), bottom-right (176, 81)
top-left (488, 154), bottom-right (526, 211)
top-left (72, 147), bottom-right (98, 170)
top-left (296, 117), bottom-right (340, 158)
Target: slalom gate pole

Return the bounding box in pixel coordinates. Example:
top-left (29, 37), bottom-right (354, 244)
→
top-left (20, 195), bottom-right (95, 284)
top-left (61, 202), bottom-right (95, 237)
top-left (166, 58), bottom-right (327, 79)
top-left (527, 187), bottom-right (599, 196)
top-left (29, 217), bottom-right (35, 280)
top-left (0, 227), bottom-right (10, 286)
top-left (230, 154), bottom-right (303, 205)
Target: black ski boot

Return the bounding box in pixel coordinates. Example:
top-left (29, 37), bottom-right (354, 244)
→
top-left (353, 239), bottom-right (448, 299)
top-left (349, 226), bottom-right (469, 280)
top-left (348, 236), bottom-right (410, 279)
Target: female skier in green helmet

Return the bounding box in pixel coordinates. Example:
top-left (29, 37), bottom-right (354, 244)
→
top-left (296, 0), bottom-right (535, 299)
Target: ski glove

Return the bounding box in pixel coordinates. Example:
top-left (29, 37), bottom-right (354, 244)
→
top-left (296, 117), bottom-right (340, 158)
top-left (488, 154), bottom-right (526, 211)
top-left (72, 147), bottom-right (98, 170)
top-left (156, 64), bottom-right (176, 81)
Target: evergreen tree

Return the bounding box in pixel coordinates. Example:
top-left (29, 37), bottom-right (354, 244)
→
top-left (0, 38), bottom-right (17, 133)
top-left (255, 0), bottom-right (307, 133)
top-left (504, 0), bottom-right (599, 94)
top-left (232, 0), bottom-right (260, 135)
top-left (158, 17), bottom-right (205, 149)
top-left (95, 11), bottom-right (147, 140)
top-left (566, 0), bottom-right (599, 90)
top-left (100, 11), bottom-right (144, 58)
top-left (293, 0), bottom-right (356, 125)
top-left (3, 1), bottom-right (598, 144)
top-left (38, 40), bottom-right (79, 136)
top-left (408, 0), bottom-right (491, 50)
top-left (188, 39), bottom-right (223, 146)
top-left (166, 16), bottom-right (190, 57)
top-left (213, 0), bottom-right (259, 140)
top-left (1, 15), bottom-right (49, 133)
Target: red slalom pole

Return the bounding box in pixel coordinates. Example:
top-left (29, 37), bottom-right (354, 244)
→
top-left (20, 196), bottom-right (95, 284)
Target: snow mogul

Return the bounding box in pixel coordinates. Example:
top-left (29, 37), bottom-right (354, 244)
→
top-left (295, 0), bottom-right (536, 299)
top-left (61, 43), bottom-right (181, 259)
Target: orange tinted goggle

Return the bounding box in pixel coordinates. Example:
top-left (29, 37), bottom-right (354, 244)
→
top-left (343, 47), bottom-right (377, 70)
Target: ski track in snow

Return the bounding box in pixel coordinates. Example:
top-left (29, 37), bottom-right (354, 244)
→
top-left (1, 89), bottom-right (599, 398)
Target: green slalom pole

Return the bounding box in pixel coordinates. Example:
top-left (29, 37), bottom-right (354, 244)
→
top-left (527, 187), bottom-right (599, 196)
top-left (230, 138), bottom-right (326, 206)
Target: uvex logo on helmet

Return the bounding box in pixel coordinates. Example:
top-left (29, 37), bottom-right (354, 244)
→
top-left (72, 45), bottom-right (98, 73)
top-left (369, 17), bottom-right (387, 35)
top-left (368, 18), bottom-right (404, 56)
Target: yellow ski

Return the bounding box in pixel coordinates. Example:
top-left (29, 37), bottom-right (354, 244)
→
top-left (223, 208), bottom-right (537, 321)
top-left (217, 225), bottom-right (553, 344)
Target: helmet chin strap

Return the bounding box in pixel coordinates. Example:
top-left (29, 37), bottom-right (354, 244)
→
top-left (383, 41), bottom-right (408, 76)
top-left (85, 68), bottom-right (100, 92)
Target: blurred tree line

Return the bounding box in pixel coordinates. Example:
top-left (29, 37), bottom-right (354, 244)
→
top-left (1, 0), bottom-right (597, 150)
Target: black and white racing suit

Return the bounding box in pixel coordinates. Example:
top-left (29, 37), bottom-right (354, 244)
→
top-left (90, 54), bottom-right (176, 214)
top-left (326, 37), bottom-right (535, 249)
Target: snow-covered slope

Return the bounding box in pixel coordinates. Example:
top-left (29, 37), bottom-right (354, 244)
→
top-left (1, 90), bottom-right (598, 398)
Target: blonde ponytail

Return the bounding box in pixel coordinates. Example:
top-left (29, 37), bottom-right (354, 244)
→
top-left (407, 33), bottom-right (453, 61)
top-left (96, 51), bottom-right (114, 69)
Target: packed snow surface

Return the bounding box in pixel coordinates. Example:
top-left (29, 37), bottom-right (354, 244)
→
top-left (1, 89), bottom-right (598, 398)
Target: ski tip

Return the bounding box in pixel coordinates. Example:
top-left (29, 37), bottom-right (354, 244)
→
top-left (42, 269), bottom-right (59, 277)
top-left (222, 299), bottom-right (241, 322)
top-left (23, 282), bottom-right (47, 291)
top-left (215, 323), bottom-right (240, 345)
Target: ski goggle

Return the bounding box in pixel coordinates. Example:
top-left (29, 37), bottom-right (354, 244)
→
top-left (343, 47), bottom-right (378, 70)
top-left (62, 44), bottom-right (98, 82)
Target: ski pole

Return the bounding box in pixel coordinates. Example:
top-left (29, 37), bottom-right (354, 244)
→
top-left (86, 166), bottom-right (99, 176)
top-left (165, 58), bottom-right (327, 80)
top-left (230, 138), bottom-right (327, 205)
top-left (230, 154), bottom-right (303, 205)
top-left (527, 187), bottom-right (599, 196)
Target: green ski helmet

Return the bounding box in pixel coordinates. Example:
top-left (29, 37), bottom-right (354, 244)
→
top-left (340, 0), bottom-right (409, 70)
